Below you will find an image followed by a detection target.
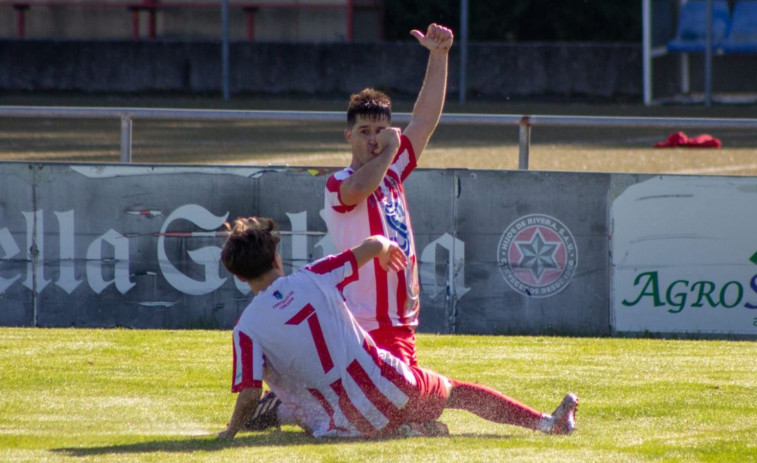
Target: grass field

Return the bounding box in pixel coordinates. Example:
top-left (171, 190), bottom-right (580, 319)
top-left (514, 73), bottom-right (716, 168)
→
top-left (2, 94), bottom-right (757, 461)
top-left (1, 328), bottom-right (756, 463)
top-left (2, 93), bottom-right (757, 175)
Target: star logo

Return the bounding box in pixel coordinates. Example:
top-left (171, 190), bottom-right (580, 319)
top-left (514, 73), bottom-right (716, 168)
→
top-left (497, 214), bottom-right (578, 298)
top-left (515, 228), bottom-right (559, 281)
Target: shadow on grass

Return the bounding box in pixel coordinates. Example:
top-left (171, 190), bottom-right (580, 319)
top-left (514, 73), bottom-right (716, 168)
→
top-left (52, 430), bottom-right (317, 457)
top-left (51, 430), bottom-right (511, 457)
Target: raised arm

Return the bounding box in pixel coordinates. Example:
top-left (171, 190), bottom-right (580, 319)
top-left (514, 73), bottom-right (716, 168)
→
top-left (351, 235), bottom-right (407, 272)
top-left (403, 23), bottom-right (454, 162)
top-left (339, 127), bottom-right (401, 207)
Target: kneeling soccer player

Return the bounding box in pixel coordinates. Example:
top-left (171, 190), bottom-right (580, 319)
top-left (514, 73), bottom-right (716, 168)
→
top-left (217, 216), bottom-right (578, 440)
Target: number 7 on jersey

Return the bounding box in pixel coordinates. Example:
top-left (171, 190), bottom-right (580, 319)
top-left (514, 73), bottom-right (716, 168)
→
top-left (285, 304), bottom-right (335, 374)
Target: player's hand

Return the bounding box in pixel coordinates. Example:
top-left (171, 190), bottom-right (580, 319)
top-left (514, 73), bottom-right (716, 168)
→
top-left (375, 236), bottom-right (407, 272)
top-left (374, 127), bottom-right (401, 156)
top-left (410, 23), bottom-right (454, 53)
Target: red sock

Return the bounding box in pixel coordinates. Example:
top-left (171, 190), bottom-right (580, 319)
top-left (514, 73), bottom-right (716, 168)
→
top-left (446, 379), bottom-right (544, 430)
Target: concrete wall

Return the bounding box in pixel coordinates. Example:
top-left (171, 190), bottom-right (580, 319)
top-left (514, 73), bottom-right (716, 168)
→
top-left (0, 162), bottom-right (608, 334)
top-left (2, 162), bottom-right (756, 338)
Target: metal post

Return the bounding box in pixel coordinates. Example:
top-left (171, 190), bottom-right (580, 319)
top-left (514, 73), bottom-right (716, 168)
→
top-left (346, 0), bottom-right (354, 42)
top-left (704, 0), bottom-right (713, 107)
top-left (642, 0), bottom-right (652, 105)
top-left (459, 0), bottom-right (469, 104)
top-left (148, 5), bottom-right (156, 40)
top-left (14, 4), bottom-right (29, 39)
top-left (245, 8), bottom-right (257, 41)
top-left (221, 0), bottom-right (230, 100)
top-left (120, 115), bottom-right (133, 163)
top-left (130, 8), bottom-right (140, 40)
top-left (518, 117), bottom-right (531, 170)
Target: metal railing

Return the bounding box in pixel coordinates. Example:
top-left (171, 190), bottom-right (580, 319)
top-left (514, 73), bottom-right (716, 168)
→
top-left (3, 106), bottom-right (757, 169)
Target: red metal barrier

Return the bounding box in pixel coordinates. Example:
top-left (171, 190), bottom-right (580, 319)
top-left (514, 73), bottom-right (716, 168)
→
top-left (1, 0), bottom-right (381, 41)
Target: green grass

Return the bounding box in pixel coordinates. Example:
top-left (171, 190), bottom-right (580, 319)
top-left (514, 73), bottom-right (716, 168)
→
top-left (1, 328), bottom-right (756, 462)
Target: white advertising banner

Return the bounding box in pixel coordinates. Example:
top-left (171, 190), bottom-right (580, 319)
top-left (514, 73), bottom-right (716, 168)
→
top-left (611, 176), bottom-right (757, 336)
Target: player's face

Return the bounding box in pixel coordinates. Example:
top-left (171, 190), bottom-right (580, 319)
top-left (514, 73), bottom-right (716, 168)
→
top-left (345, 115), bottom-right (390, 168)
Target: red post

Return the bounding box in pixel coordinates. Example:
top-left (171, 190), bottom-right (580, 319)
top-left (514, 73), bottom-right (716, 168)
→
top-left (130, 7), bottom-right (140, 40)
top-left (346, 0), bottom-right (353, 42)
top-left (148, 10), bottom-right (156, 40)
top-left (245, 7), bottom-right (257, 41)
top-left (376, 0), bottom-right (384, 42)
top-left (13, 3), bottom-right (29, 39)
top-left (146, 0), bottom-right (156, 40)
top-left (130, 0), bottom-right (158, 40)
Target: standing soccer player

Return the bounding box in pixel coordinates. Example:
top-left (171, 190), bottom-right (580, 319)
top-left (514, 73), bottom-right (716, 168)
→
top-left (243, 24), bottom-right (454, 432)
top-left (218, 216), bottom-right (578, 440)
top-left (323, 23), bottom-right (453, 367)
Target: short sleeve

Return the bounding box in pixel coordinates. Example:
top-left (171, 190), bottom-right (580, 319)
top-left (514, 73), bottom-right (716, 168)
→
top-left (392, 135), bottom-right (417, 182)
top-left (231, 328), bottom-right (264, 392)
top-left (325, 171), bottom-right (356, 213)
top-left (305, 249), bottom-right (359, 292)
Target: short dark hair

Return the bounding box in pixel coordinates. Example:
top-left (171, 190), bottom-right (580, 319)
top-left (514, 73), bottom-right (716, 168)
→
top-left (220, 216), bottom-right (281, 280)
top-left (347, 88), bottom-right (392, 128)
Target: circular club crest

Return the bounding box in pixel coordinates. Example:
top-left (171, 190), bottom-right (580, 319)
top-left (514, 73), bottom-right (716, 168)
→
top-left (497, 214), bottom-right (578, 298)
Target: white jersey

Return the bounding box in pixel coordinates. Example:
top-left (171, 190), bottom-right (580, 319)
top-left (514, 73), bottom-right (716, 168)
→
top-left (323, 135), bottom-right (420, 332)
top-left (231, 249), bottom-right (419, 438)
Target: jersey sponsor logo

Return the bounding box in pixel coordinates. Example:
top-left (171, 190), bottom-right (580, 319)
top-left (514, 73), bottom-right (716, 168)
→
top-left (272, 290), bottom-right (295, 310)
top-left (382, 194), bottom-right (411, 256)
top-left (497, 214), bottom-right (578, 298)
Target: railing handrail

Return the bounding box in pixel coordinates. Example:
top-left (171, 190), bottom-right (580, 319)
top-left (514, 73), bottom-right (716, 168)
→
top-left (3, 105), bottom-right (757, 167)
top-left (0, 106), bottom-right (352, 122)
top-left (4, 105), bottom-right (757, 128)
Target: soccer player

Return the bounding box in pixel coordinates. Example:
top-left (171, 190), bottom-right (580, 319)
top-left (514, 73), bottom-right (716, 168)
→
top-left (323, 22), bottom-right (453, 368)
top-left (217, 216), bottom-right (578, 440)
top-left (243, 23), bottom-right (454, 432)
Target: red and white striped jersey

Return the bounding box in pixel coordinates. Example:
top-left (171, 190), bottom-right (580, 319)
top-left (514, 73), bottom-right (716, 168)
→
top-left (322, 135), bottom-right (420, 332)
top-left (231, 249), bottom-right (419, 438)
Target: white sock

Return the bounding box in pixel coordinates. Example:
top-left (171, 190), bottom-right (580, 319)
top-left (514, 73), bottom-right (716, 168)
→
top-left (537, 413), bottom-right (554, 434)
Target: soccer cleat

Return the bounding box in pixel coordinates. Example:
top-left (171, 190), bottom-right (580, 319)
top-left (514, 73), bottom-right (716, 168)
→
top-left (549, 393), bottom-right (578, 435)
top-left (418, 420), bottom-right (450, 437)
top-left (393, 420), bottom-right (450, 438)
top-left (243, 390), bottom-right (281, 431)
top-left (394, 423), bottom-right (424, 438)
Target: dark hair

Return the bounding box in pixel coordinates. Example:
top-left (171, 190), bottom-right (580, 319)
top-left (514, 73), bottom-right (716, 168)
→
top-left (220, 216), bottom-right (281, 280)
top-left (347, 88), bottom-right (392, 128)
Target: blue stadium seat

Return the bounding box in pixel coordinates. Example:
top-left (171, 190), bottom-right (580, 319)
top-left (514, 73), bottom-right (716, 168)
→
top-left (667, 0), bottom-right (731, 53)
top-left (721, 1), bottom-right (757, 52)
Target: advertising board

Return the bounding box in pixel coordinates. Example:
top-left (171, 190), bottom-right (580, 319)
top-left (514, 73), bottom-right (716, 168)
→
top-left (611, 176), bottom-right (757, 336)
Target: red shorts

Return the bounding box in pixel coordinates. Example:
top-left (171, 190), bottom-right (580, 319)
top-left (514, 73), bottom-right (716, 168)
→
top-left (393, 366), bottom-right (450, 427)
top-left (368, 326), bottom-right (418, 367)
